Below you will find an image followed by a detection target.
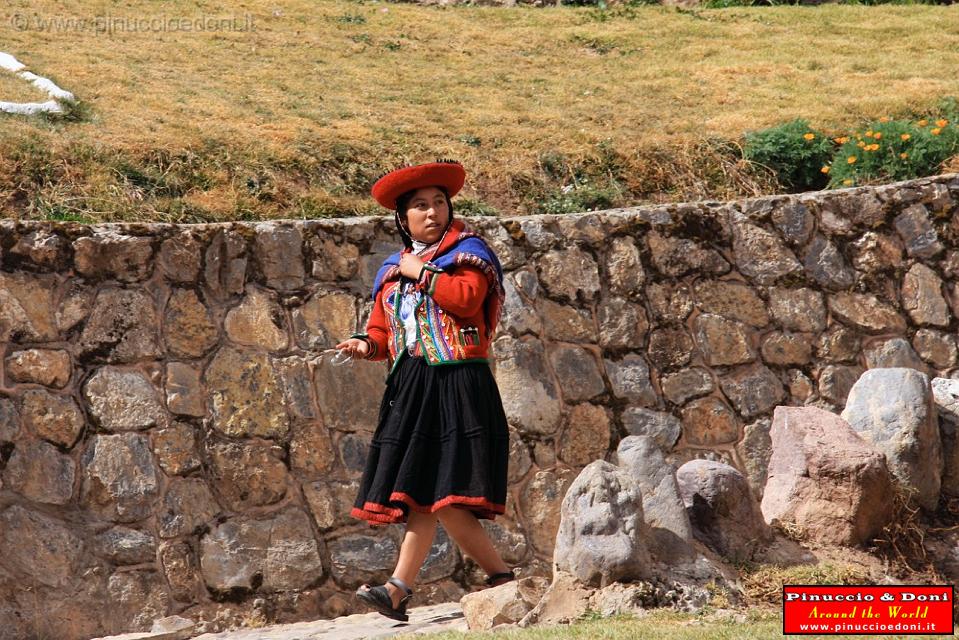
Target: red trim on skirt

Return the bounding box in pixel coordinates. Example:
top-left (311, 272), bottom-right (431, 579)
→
top-left (351, 493), bottom-right (506, 526)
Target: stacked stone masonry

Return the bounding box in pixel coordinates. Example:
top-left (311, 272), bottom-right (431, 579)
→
top-left (0, 173), bottom-right (958, 639)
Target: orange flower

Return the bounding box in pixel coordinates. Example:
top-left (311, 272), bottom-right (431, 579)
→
top-left (873, 132), bottom-right (882, 140)
top-left (918, 119), bottom-right (928, 127)
top-left (803, 132), bottom-right (815, 140)
top-left (932, 127), bottom-right (942, 135)
top-left (865, 130), bottom-right (874, 138)
top-left (857, 140), bottom-right (866, 148)
top-left (901, 133), bottom-right (911, 141)
top-left (843, 179), bottom-right (853, 186)
top-left (879, 116), bottom-right (890, 123)
top-left (834, 136), bottom-right (849, 144)
top-left (821, 166), bottom-right (831, 174)
top-left (936, 119), bottom-right (948, 127)
top-left (847, 156), bottom-right (858, 164)
top-left (864, 143), bottom-right (880, 152)
top-left (900, 152), bottom-right (909, 159)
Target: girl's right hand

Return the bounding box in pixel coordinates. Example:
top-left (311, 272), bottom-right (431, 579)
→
top-left (335, 337), bottom-right (370, 359)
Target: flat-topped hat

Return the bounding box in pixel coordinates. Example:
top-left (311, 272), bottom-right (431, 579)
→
top-left (371, 159), bottom-right (466, 210)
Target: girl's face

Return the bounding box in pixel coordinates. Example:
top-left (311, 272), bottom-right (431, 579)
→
top-left (404, 186), bottom-right (450, 244)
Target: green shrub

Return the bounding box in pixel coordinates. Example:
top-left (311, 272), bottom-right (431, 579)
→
top-left (931, 95), bottom-right (959, 124)
top-left (334, 13), bottom-right (366, 24)
top-left (538, 150), bottom-right (571, 181)
top-left (39, 97), bottom-right (92, 124)
top-left (582, 3), bottom-right (653, 22)
top-left (743, 118), bottom-right (833, 191)
top-left (560, 0), bottom-right (609, 6)
top-left (41, 205), bottom-right (94, 224)
top-left (538, 178), bottom-right (622, 214)
top-left (454, 197), bottom-right (499, 216)
top-left (458, 134), bottom-right (482, 147)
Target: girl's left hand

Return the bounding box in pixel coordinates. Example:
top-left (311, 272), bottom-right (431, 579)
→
top-left (399, 252), bottom-right (426, 280)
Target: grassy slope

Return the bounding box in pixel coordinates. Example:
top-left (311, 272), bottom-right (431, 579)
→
top-left (0, 69), bottom-right (50, 103)
top-left (1, 0), bottom-right (958, 222)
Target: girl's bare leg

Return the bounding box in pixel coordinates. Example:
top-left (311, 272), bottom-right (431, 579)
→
top-left (436, 506), bottom-right (511, 580)
top-left (381, 510), bottom-right (438, 608)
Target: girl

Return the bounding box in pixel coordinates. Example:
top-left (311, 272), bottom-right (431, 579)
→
top-left (335, 160), bottom-right (515, 622)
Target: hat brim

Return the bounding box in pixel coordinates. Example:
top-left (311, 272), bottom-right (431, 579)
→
top-left (371, 162), bottom-right (466, 210)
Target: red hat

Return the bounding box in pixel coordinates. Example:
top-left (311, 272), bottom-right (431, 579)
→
top-left (371, 159), bottom-right (466, 210)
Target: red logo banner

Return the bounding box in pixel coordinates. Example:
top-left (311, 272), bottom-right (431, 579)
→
top-left (783, 585), bottom-right (954, 635)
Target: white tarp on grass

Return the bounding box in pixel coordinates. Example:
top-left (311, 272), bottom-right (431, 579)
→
top-left (0, 51), bottom-right (74, 114)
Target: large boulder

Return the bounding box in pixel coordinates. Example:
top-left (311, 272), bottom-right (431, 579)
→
top-left (931, 377), bottom-right (959, 498)
top-left (841, 368), bottom-right (942, 510)
top-left (553, 460), bottom-right (651, 587)
top-left (675, 460), bottom-right (771, 562)
top-left (517, 570), bottom-right (594, 627)
top-left (761, 406), bottom-right (894, 546)
top-left (615, 436), bottom-right (693, 560)
top-left (459, 577), bottom-right (549, 630)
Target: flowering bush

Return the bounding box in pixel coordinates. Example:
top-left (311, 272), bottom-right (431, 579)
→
top-left (743, 119), bottom-right (834, 192)
top-left (824, 116), bottom-right (959, 187)
top-left (744, 100), bottom-right (959, 191)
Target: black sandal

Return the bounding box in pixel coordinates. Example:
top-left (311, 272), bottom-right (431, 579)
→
top-left (485, 569), bottom-right (516, 587)
top-left (355, 575), bottom-right (414, 622)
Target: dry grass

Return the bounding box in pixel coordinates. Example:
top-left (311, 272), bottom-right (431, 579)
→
top-left (2, 1), bottom-right (959, 221)
top-left (0, 70), bottom-right (50, 103)
top-left (741, 562), bottom-right (871, 606)
top-left (870, 486), bottom-right (954, 590)
top-left (873, 486), bottom-right (929, 572)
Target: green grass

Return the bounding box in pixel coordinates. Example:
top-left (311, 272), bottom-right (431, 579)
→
top-left (3, 1), bottom-right (959, 222)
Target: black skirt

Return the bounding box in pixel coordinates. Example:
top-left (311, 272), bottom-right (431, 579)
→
top-left (350, 352), bottom-right (510, 526)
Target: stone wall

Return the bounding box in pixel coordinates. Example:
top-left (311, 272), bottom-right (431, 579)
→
top-left (1, 173), bottom-right (957, 638)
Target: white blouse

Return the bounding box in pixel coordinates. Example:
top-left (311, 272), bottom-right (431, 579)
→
top-left (399, 240), bottom-right (428, 350)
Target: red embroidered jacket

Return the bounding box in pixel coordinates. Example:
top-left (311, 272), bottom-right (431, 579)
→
top-left (351, 221), bottom-right (503, 376)
top-left (356, 265), bottom-right (492, 374)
